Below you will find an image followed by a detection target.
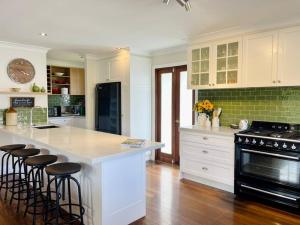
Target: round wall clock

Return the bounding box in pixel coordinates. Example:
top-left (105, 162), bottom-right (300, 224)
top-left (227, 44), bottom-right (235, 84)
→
top-left (7, 58), bottom-right (35, 84)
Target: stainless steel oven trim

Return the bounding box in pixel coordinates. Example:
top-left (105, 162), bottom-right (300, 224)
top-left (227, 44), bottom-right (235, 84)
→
top-left (241, 148), bottom-right (300, 160)
top-left (237, 133), bottom-right (300, 143)
top-left (240, 184), bottom-right (298, 201)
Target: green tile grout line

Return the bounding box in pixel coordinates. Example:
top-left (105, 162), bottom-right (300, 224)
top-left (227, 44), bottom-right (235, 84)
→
top-left (198, 87), bottom-right (300, 126)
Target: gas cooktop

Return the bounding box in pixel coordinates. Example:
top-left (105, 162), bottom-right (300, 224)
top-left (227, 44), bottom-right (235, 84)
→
top-left (235, 121), bottom-right (300, 151)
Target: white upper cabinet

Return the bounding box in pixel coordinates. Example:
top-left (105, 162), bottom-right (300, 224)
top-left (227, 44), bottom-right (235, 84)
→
top-left (188, 25), bottom-right (300, 89)
top-left (188, 39), bottom-right (242, 89)
top-left (213, 39), bottom-right (242, 89)
top-left (277, 26), bottom-right (300, 86)
top-left (242, 32), bottom-right (278, 87)
top-left (188, 44), bottom-right (211, 89)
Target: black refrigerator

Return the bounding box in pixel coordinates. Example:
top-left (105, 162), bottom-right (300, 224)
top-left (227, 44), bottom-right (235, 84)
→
top-left (95, 82), bottom-right (121, 135)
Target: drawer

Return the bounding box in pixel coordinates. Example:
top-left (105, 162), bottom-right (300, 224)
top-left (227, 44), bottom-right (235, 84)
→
top-left (180, 141), bottom-right (233, 165)
top-left (181, 159), bottom-right (234, 186)
top-left (180, 131), bottom-right (234, 149)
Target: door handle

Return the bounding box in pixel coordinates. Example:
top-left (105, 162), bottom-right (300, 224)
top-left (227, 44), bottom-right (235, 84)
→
top-left (241, 149), bottom-right (300, 160)
top-left (175, 120), bottom-right (180, 124)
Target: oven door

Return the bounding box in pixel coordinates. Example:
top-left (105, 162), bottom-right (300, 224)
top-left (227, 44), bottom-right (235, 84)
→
top-left (239, 148), bottom-right (300, 188)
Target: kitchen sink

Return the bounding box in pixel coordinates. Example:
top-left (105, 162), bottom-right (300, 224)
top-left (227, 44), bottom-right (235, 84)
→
top-left (33, 125), bottom-right (60, 129)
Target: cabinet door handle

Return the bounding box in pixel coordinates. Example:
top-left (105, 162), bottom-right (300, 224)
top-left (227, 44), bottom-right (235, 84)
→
top-left (212, 83), bottom-right (215, 86)
top-left (202, 167), bottom-right (208, 171)
top-left (208, 84), bottom-right (211, 86)
top-left (277, 80), bottom-right (281, 83)
top-left (203, 137), bottom-right (208, 140)
top-left (202, 150), bottom-right (208, 154)
top-left (272, 80), bottom-right (276, 83)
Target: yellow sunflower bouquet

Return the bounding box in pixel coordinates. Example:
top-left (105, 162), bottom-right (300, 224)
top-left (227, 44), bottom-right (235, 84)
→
top-left (193, 100), bottom-right (214, 116)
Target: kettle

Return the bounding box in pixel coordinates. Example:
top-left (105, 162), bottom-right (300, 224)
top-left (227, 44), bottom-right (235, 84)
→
top-left (239, 119), bottom-right (249, 130)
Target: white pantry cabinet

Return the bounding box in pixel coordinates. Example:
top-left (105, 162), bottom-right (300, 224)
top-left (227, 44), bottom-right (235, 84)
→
top-left (278, 26), bottom-right (300, 86)
top-left (180, 127), bottom-right (235, 192)
top-left (98, 52), bottom-right (152, 139)
top-left (242, 31), bottom-right (278, 87)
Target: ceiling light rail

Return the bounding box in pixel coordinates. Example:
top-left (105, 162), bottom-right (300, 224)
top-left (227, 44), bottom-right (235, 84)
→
top-left (162, 0), bottom-right (191, 12)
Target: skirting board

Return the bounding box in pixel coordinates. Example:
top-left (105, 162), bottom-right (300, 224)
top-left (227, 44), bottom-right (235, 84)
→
top-left (180, 172), bottom-right (234, 193)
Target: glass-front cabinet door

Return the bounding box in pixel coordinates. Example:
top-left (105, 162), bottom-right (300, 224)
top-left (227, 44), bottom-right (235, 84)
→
top-left (189, 46), bottom-right (211, 88)
top-left (214, 40), bottom-right (241, 88)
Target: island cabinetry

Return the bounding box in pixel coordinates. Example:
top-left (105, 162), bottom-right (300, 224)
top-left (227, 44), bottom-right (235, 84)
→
top-left (180, 128), bottom-right (234, 192)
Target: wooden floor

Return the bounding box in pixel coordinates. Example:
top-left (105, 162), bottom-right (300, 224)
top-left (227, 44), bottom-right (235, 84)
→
top-left (1, 162), bottom-right (300, 225)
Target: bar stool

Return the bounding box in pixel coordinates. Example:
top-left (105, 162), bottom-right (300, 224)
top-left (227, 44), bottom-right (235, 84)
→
top-left (45, 162), bottom-right (85, 225)
top-left (24, 155), bottom-right (58, 225)
top-left (9, 148), bottom-right (40, 212)
top-left (0, 144), bottom-right (26, 200)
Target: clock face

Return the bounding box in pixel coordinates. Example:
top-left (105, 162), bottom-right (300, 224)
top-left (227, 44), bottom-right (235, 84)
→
top-left (7, 58), bottom-right (35, 84)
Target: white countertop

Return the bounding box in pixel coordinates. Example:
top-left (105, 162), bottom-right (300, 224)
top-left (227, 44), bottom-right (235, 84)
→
top-left (0, 126), bottom-right (163, 164)
top-left (180, 125), bottom-right (240, 137)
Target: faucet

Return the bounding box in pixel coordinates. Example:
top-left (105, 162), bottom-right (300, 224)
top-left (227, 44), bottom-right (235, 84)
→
top-left (30, 106), bottom-right (46, 127)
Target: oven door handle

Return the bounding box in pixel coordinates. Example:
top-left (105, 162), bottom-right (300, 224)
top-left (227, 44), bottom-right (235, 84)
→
top-left (241, 149), bottom-right (300, 160)
top-left (241, 184), bottom-right (298, 201)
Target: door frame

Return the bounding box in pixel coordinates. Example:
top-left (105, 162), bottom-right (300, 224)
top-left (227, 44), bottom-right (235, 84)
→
top-left (155, 65), bottom-right (191, 164)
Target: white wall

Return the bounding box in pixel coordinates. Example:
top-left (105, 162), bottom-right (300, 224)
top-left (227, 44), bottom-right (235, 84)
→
top-left (0, 42), bottom-right (48, 108)
top-left (130, 55), bottom-right (152, 139)
top-left (47, 58), bottom-right (84, 68)
top-left (151, 50), bottom-right (187, 68)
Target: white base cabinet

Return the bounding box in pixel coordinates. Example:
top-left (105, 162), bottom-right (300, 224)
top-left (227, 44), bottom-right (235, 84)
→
top-left (180, 129), bottom-right (234, 192)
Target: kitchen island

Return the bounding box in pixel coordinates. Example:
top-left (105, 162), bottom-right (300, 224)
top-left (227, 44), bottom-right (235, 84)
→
top-left (0, 126), bottom-right (163, 225)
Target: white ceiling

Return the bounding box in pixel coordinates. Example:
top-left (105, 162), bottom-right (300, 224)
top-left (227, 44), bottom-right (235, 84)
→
top-left (1, 0), bottom-right (300, 58)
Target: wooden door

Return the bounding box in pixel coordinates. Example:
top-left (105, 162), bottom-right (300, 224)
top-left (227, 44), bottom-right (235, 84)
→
top-left (70, 68), bottom-right (85, 95)
top-left (155, 65), bottom-right (193, 164)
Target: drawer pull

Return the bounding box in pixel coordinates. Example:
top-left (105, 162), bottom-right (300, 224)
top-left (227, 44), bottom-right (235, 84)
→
top-left (202, 167), bottom-right (208, 171)
top-left (203, 137), bottom-right (208, 140)
top-left (202, 150), bottom-right (208, 154)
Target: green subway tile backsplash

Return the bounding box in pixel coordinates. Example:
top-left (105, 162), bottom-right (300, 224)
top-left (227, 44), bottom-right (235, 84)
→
top-left (198, 87), bottom-right (300, 126)
top-left (0, 107), bottom-right (47, 126)
top-left (48, 95), bottom-right (85, 108)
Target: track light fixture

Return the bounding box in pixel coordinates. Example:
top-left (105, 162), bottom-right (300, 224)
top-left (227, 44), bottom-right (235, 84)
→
top-left (162, 0), bottom-right (191, 12)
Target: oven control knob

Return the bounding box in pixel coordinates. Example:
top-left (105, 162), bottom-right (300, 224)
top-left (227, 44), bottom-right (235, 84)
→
top-left (292, 144), bottom-right (297, 150)
top-left (274, 142), bottom-right (279, 148)
top-left (238, 137), bottom-right (242, 143)
top-left (259, 140), bottom-right (264, 146)
top-left (252, 139), bottom-right (257, 144)
top-left (245, 138), bottom-right (249, 143)
top-left (282, 143), bottom-right (287, 149)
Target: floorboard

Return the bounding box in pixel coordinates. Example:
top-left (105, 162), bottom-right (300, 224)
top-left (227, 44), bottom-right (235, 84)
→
top-left (1, 162), bottom-right (300, 225)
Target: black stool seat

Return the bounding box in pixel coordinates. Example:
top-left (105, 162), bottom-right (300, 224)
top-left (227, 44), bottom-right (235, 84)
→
top-left (25, 155), bottom-right (58, 167)
top-left (11, 148), bottom-right (40, 158)
top-left (46, 163), bottom-right (81, 176)
top-left (0, 144), bottom-right (26, 152)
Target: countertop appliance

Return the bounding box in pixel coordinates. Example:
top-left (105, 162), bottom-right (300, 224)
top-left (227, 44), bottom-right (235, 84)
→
top-left (235, 121), bottom-right (300, 213)
top-left (95, 82), bottom-right (121, 135)
top-left (48, 106), bottom-right (61, 117)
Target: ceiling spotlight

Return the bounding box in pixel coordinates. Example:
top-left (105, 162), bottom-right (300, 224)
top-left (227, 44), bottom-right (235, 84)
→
top-left (163, 0), bottom-right (191, 12)
top-left (184, 0), bottom-right (191, 11)
top-left (176, 0), bottom-right (186, 7)
top-left (39, 32), bottom-right (48, 37)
